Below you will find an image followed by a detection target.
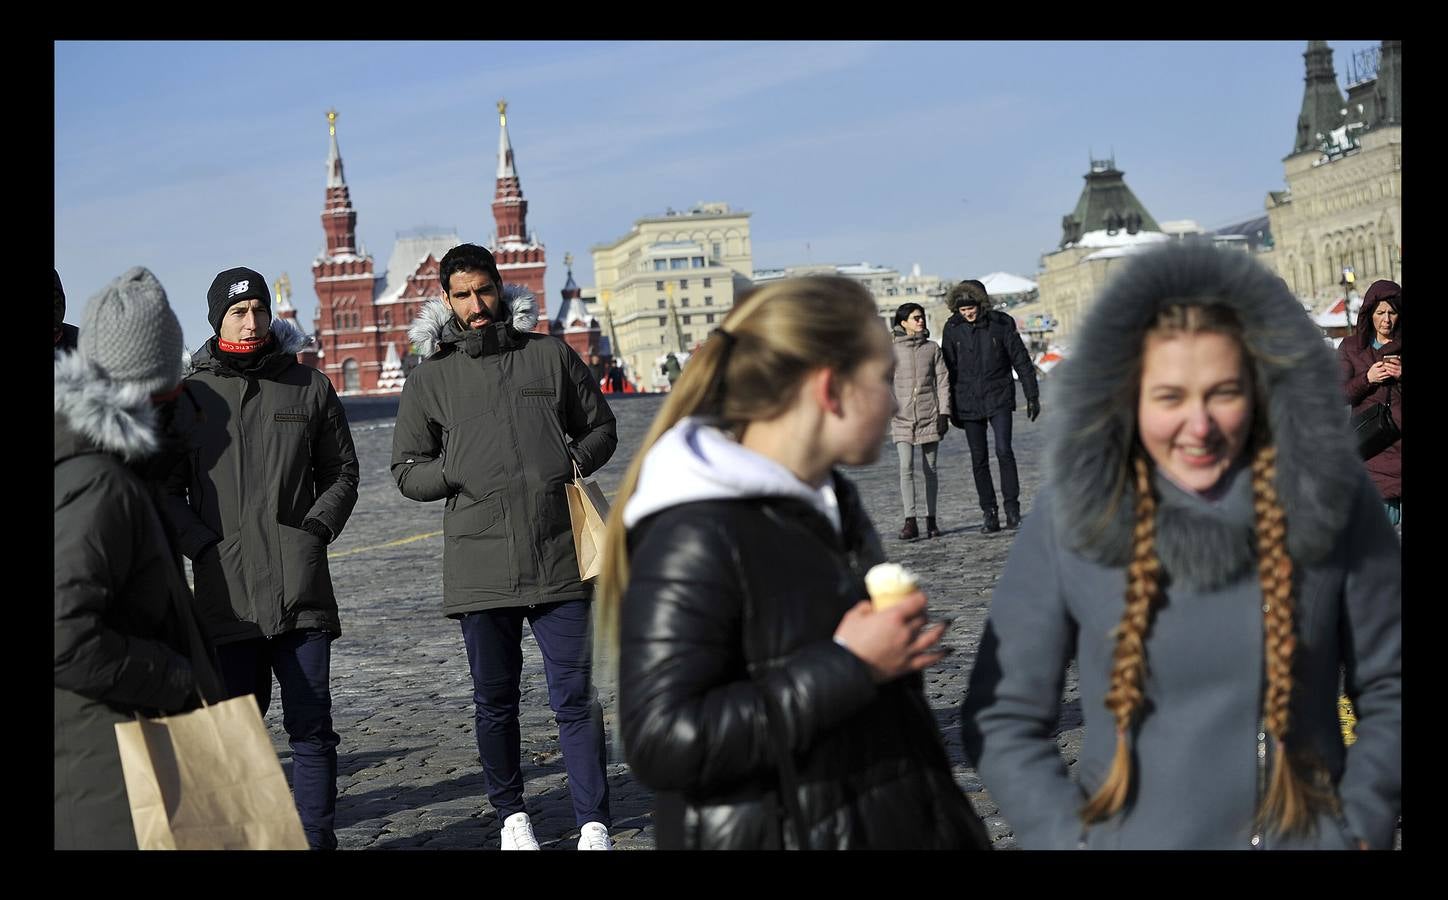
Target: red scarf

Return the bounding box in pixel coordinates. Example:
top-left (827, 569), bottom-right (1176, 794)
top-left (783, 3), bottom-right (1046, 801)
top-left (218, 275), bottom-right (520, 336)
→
top-left (218, 336), bottom-right (270, 354)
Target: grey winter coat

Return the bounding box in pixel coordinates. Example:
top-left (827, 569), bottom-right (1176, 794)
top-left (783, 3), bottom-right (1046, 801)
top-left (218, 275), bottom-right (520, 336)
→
top-left (55, 353), bottom-right (224, 849)
top-left (960, 242), bottom-right (1401, 850)
top-left (391, 287), bottom-right (618, 615)
top-left (890, 328), bottom-right (949, 445)
top-left (163, 317), bottom-right (359, 644)
top-left (941, 309), bottom-right (1038, 422)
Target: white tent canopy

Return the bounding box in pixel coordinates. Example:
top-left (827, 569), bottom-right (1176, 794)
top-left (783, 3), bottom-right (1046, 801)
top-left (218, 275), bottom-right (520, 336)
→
top-left (978, 271), bottom-right (1037, 296)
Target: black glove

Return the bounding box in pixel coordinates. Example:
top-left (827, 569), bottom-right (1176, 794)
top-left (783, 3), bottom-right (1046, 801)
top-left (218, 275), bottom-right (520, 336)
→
top-left (301, 518), bottom-right (334, 543)
top-left (937, 414), bottom-right (950, 436)
top-left (160, 656), bottom-right (198, 712)
top-left (1026, 398), bottom-right (1041, 422)
top-left (950, 414), bottom-right (964, 430)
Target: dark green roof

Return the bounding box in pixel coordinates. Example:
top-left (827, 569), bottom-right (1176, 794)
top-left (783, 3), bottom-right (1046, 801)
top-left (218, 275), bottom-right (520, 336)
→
top-left (1058, 159), bottom-right (1160, 249)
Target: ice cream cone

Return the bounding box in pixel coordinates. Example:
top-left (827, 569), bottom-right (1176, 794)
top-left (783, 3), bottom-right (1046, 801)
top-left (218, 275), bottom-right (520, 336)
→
top-left (865, 563), bottom-right (918, 612)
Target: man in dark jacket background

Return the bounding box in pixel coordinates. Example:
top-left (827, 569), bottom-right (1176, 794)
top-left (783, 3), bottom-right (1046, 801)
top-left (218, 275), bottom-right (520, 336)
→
top-left (55, 266), bottom-right (224, 849)
top-left (941, 280), bottom-right (1040, 533)
top-left (391, 243), bottom-right (618, 851)
top-left (54, 268), bottom-right (79, 354)
top-left (162, 267), bottom-right (359, 850)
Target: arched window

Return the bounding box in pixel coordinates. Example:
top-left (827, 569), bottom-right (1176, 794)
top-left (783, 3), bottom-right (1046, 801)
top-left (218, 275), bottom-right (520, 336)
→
top-left (342, 358), bottom-right (361, 393)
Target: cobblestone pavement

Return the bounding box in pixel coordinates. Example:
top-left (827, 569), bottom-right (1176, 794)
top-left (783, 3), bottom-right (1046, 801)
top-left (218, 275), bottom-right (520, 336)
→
top-left (242, 387), bottom-right (1066, 849)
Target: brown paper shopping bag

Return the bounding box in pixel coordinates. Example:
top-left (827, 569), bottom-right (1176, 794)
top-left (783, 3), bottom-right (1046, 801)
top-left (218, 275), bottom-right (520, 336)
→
top-left (565, 461), bottom-right (611, 581)
top-left (114, 694), bottom-right (310, 850)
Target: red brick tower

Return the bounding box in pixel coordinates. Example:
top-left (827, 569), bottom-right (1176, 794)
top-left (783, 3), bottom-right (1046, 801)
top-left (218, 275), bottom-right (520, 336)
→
top-left (491, 100), bottom-right (548, 331)
top-left (311, 109), bottom-right (379, 394)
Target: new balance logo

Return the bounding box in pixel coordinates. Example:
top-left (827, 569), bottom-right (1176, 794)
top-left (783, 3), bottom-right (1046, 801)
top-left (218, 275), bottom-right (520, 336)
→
top-left (228, 280), bottom-right (250, 298)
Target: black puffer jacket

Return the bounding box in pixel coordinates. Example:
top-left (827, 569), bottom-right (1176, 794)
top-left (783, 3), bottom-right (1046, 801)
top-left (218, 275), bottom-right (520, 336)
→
top-left (54, 352), bottom-right (223, 849)
top-left (163, 317), bottom-right (359, 644)
top-left (620, 470), bottom-right (989, 850)
top-left (941, 309), bottom-right (1038, 421)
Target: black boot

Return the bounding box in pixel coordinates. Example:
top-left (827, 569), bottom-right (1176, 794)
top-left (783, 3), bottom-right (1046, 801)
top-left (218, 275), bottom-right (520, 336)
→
top-left (980, 509), bottom-right (1001, 534)
top-left (899, 517), bottom-right (919, 541)
top-left (925, 516), bottom-right (942, 539)
top-left (1005, 505), bottom-right (1021, 529)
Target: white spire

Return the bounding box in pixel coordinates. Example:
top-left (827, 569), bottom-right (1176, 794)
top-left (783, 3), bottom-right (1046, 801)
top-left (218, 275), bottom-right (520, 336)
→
top-left (326, 109), bottom-right (345, 188)
top-left (377, 340), bottom-right (406, 392)
top-left (496, 99), bottom-right (517, 179)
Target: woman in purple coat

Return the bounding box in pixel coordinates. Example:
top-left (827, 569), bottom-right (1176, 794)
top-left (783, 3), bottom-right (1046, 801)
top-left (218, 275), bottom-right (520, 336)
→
top-left (1337, 280), bottom-right (1401, 529)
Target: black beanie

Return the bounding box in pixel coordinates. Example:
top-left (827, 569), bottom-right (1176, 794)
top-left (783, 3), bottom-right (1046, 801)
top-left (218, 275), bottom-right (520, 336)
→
top-left (207, 267), bottom-right (271, 334)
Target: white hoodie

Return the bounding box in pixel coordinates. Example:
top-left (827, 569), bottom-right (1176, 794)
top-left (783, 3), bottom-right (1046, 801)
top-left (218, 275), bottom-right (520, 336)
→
top-left (622, 416), bottom-right (842, 535)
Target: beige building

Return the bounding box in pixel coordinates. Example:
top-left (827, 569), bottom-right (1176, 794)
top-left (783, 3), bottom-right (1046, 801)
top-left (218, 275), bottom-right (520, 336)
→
top-left (753, 261), bottom-right (951, 334)
top-left (1259, 42), bottom-right (1402, 306)
top-left (590, 202), bottom-right (752, 386)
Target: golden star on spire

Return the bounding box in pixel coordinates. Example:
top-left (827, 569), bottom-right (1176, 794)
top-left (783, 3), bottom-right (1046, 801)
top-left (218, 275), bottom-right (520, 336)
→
top-left (497, 99), bottom-right (507, 126)
top-left (327, 108), bottom-right (338, 136)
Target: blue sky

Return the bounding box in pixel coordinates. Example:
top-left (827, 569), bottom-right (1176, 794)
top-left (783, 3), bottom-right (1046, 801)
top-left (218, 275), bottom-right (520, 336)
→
top-left (55, 40), bottom-right (1382, 349)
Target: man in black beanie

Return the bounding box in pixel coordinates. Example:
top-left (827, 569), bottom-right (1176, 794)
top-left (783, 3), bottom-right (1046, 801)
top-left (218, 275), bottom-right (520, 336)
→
top-left (54, 268), bottom-right (79, 355)
top-left (162, 265), bottom-right (359, 850)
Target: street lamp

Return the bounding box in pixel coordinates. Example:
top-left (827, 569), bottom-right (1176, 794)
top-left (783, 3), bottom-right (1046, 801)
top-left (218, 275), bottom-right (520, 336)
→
top-left (1339, 266), bottom-right (1358, 329)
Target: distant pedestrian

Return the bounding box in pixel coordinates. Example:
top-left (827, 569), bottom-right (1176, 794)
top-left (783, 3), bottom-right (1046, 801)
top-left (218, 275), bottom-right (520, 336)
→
top-left (889, 302), bottom-right (950, 540)
top-left (941, 280), bottom-right (1039, 532)
top-left (55, 267), bottom-right (224, 849)
top-left (162, 266), bottom-right (359, 850)
top-left (961, 242), bottom-right (1401, 849)
top-left (1337, 279), bottom-right (1401, 531)
top-left (54, 268), bottom-right (79, 355)
top-left (392, 243), bottom-right (619, 851)
top-left (600, 275), bottom-right (990, 850)
top-left (662, 351), bottom-right (682, 390)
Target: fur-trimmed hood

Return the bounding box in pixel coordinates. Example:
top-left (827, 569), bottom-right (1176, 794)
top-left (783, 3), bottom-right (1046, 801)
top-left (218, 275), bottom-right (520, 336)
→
top-left (187, 314), bottom-right (312, 375)
top-left (54, 350), bottom-right (163, 462)
top-left (408, 285), bottom-right (539, 358)
top-left (1046, 241), bottom-right (1360, 586)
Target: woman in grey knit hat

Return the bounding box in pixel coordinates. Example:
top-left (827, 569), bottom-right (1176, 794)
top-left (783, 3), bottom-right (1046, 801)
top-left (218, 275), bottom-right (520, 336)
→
top-left (960, 242), bottom-right (1400, 849)
top-left (54, 267), bottom-right (224, 849)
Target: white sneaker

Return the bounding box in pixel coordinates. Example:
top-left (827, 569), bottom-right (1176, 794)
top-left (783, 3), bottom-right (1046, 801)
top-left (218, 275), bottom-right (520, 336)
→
top-left (577, 821), bottom-right (612, 850)
top-left (500, 812), bottom-right (540, 850)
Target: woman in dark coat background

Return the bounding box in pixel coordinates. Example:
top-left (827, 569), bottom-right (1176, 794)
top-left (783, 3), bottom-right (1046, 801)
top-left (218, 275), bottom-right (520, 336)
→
top-left (1337, 279), bottom-right (1401, 530)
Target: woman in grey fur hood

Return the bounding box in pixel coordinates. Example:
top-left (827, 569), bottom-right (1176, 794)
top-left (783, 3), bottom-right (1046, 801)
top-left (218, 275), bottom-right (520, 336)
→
top-left (960, 242), bottom-right (1400, 849)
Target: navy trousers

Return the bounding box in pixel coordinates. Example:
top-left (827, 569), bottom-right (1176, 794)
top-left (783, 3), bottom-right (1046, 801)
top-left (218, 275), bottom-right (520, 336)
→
top-left (961, 410), bottom-right (1021, 514)
top-left (217, 629), bottom-right (339, 850)
top-left (459, 600), bottom-right (611, 827)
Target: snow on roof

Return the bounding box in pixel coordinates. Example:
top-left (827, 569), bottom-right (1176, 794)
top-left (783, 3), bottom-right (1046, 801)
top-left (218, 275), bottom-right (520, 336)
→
top-left (978, 271), bottom-right (1038, 295)
top-left (1312, 297), bottom-right (1353, 327)
top-left (1082, 246), bottom-right (1144, 262)
top-left (313, 250), bottom-right (370, 265)
top-left (552, 293), bottom-right (597, 329)
top-left (1065, 229), bottom-right (1171, 250)
top-left (495, 238), bottom-right (541, 252)
top-left (377, 232), bottom-right (460, 302)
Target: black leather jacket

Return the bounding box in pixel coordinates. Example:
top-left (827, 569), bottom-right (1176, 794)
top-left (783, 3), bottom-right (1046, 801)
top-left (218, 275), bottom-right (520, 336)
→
top-left (619, 473), bottom-right (990, 850)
